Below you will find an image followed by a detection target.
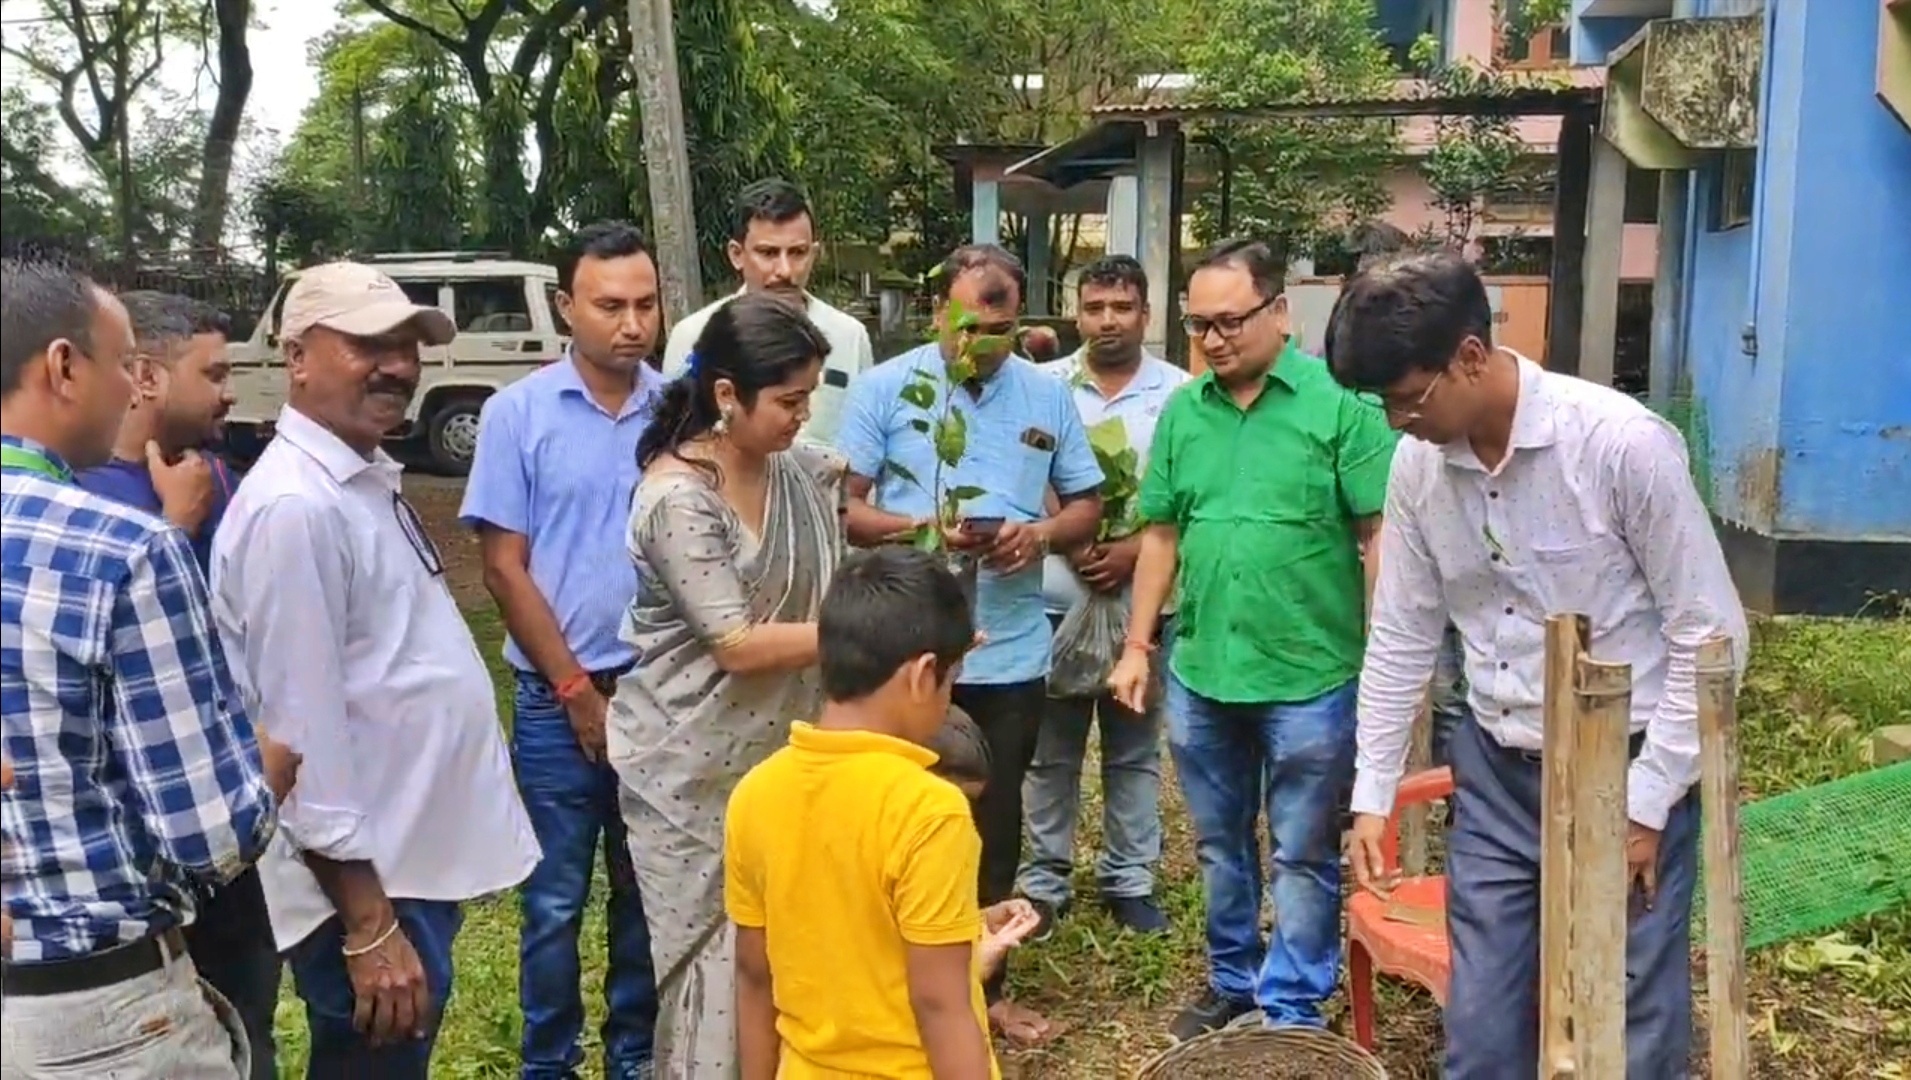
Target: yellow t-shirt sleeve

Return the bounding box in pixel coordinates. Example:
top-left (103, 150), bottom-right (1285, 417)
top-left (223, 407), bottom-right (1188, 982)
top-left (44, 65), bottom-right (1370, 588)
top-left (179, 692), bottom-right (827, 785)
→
top-left (723, 776), bottom-right (767, 929)
top-left (892, 787), bottom-right (984, 946)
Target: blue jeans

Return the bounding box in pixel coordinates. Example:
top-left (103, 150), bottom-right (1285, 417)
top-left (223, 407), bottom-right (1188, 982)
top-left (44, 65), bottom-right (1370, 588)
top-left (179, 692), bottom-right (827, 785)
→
top-left (286, 899), bottom-right (464, 1078)
top-left (1443, 716), bottom-right (1697, 1078)
top-left (1163, 672), bottom-right (1358, 1026)
top-left (513, 672), bottom-right (657, 1080)
top-left (1018, 616), bottom-right (1169, 905)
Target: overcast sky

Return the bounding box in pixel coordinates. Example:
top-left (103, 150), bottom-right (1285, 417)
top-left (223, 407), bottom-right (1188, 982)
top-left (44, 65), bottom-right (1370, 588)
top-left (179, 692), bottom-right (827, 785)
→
top-left (0, 0), bottom-right (329, 145)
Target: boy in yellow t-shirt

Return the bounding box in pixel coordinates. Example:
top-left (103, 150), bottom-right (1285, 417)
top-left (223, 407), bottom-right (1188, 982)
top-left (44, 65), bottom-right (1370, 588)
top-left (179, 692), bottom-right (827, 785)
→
top-left (724, 548), bottom-right (1040, 1079)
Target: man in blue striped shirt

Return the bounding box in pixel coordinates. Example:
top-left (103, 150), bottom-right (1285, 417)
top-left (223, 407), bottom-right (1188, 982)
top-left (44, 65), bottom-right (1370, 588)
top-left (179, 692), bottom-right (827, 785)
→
top-left (0, 258), bottom-right (292, 1079)
top-left (73, 290), bottom-right (281, 1080)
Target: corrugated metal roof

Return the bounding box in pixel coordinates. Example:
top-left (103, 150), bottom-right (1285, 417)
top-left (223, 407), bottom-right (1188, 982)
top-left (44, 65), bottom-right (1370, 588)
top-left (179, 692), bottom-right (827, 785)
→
top-left (1091, 86), bottom-right (1600, 122)
top-left (1088, 72), bottom-right (1603, 123)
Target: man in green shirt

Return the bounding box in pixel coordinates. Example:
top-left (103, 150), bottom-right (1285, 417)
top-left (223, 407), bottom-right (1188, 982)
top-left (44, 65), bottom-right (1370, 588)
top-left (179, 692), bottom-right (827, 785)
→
top-left (1109, 239), bottom-right (1397, 1040)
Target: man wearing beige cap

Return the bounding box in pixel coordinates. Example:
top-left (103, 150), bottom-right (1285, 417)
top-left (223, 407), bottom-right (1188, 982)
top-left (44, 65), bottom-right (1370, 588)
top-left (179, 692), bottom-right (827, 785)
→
top-left (209, 261), bottom-right (541, 1077)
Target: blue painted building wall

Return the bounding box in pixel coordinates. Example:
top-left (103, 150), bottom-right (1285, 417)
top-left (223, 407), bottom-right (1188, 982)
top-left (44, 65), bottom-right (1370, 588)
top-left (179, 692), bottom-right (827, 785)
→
top-left (1573, 0), bottom-right (1911, 551)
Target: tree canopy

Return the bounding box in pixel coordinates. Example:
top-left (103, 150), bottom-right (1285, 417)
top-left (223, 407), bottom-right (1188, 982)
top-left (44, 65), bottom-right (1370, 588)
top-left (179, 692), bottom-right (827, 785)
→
top-left (0, 0), bottom-right (1577, 298)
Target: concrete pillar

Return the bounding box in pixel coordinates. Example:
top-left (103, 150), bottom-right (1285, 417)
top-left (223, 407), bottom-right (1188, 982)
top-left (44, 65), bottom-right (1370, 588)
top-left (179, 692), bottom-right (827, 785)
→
top-left (972, 180), bottom-right (1000, 246)
top-left (1577, 132), bottom-right (1629, 388)
top-left (1135, 123), bottom-right (1181, 359)
top-left (1105, 174), bottom-right (1139, 256)
top-left (1026, 209), bottom-right (1052, 316)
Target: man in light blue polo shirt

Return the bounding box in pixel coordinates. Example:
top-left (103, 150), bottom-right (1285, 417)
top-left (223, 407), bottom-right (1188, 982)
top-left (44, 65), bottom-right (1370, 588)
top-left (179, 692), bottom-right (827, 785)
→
top-left (1020, 255), bottom-right (1189, 938)
top-left (459, 221), bottom-right (662, 1080)
top-left (835, 243), bottom-right (1103, 1046)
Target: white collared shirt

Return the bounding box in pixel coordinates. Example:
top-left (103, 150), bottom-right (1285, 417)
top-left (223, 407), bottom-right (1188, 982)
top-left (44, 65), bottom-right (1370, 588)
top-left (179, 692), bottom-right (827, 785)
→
top-left (662, 289), bottom-right (877, 446)
top-left (1351, 356), bottom-right (1749, 830)
top-left (210, 406), bottom-right (540, 948)
top-left (1036, 349), bottom-right (1189, 614)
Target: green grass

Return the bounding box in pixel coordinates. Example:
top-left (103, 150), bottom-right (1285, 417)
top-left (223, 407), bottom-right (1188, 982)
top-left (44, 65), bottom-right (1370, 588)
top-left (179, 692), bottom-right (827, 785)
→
top-left (268, 610), bottom-right (1911, 1078)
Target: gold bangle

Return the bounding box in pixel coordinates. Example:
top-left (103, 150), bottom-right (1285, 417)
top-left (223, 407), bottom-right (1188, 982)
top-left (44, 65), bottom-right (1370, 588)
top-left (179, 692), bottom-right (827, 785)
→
top-left (711, 623), bottom-right (752, 651)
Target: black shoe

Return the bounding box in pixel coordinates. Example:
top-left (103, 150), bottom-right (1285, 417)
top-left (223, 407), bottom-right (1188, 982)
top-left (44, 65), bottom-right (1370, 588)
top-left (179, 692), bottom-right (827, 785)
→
top-left (1168, 988), bottom-right (1257, 1043)
top-left (1102, 894), bottom-right (1168, 934)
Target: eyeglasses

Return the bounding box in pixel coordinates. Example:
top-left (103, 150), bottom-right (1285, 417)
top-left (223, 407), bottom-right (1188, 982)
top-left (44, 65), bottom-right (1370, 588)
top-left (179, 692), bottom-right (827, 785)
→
top-left (1367, 369), bottom-right (1446, 421)
top-left (392, 493), bottom-right (445, 577)
top-left (1182, 295), bottom-right (1276, 339)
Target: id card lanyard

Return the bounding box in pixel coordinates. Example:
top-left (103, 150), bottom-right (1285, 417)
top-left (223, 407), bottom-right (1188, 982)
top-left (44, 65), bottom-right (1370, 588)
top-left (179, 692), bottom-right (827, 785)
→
top-left (0, 444), bottom-right (75, 485)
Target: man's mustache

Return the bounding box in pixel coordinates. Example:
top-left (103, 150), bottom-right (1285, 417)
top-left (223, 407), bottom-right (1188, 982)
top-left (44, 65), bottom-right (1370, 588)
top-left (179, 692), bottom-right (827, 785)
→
top-left (367, 377), bottom-right (416, 397)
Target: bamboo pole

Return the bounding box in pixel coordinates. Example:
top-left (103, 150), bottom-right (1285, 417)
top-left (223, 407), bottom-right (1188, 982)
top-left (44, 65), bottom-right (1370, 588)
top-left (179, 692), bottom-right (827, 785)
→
top-left (1567, 651), bottom-right (1632, 1079)
top-left (1697, 635), bottom-right (1750, 1080)
top-left (1539, 615), bottom-right (1586, 1076)
top-left (1538, 614), bottom-right (1631, 1078)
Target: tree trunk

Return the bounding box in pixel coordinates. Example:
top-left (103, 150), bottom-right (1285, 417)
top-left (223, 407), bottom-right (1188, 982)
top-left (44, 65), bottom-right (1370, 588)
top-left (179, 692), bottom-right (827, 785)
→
top-left (191, 0), bottom-right (253, 256)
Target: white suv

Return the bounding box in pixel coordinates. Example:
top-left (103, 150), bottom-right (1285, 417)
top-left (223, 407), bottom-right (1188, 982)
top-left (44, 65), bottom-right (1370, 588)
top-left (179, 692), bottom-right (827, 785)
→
top-left (225, 252), bottom-right (571, 474)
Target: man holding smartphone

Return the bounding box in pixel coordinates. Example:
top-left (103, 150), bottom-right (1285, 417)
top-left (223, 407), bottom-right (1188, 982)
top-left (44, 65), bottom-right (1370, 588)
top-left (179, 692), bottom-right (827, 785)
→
top-left (836, 244), bottom-right (1103, 1047)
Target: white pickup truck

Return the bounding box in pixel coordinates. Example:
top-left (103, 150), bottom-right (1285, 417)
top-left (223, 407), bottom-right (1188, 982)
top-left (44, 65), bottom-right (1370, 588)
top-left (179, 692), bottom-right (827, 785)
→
top-left (224, 251), bottom-right (571, 474)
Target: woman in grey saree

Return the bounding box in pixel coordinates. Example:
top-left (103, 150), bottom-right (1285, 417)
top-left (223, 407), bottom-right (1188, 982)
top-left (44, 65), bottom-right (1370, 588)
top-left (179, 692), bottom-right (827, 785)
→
top-left (607, 294), bottom-right (845, 1078)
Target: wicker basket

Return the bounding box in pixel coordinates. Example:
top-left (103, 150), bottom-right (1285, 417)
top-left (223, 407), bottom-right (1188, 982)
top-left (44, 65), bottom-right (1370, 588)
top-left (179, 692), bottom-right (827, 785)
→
top-left (1135, 1024), bottom-right (1389, 1079)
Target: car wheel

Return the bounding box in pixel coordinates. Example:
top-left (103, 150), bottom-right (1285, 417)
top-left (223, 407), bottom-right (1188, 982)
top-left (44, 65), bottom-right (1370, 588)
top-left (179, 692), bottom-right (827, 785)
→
top-left (425, 397), bottom-right (485, 476)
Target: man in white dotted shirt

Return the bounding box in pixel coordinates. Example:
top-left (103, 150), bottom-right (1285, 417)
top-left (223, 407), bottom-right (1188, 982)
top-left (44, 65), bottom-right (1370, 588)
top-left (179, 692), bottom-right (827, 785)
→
top-left (1326, 251), bottom-right (1748, 1079)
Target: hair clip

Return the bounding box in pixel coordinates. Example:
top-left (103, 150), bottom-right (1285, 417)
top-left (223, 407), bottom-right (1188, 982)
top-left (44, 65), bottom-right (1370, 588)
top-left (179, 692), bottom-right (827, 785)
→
top-left (683, 349), bottom-right (703, 378)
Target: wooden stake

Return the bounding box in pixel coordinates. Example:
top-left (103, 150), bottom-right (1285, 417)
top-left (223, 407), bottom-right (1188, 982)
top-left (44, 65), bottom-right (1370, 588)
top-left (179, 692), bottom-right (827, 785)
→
top-left (1568, 652), bottom-right (1632, 1079)
top-left (1697, 635), bottom-right (1750, 1080)
top-left (1539, 615), bottom-right (1587, 1076)
top-left (1538, 614), bottom-right (1631, 1078)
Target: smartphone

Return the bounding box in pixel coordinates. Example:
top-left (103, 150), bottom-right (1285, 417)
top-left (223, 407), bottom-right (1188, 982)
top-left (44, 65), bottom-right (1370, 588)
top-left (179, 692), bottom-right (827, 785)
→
top-left (960, 516), bottom-right (1005, 538)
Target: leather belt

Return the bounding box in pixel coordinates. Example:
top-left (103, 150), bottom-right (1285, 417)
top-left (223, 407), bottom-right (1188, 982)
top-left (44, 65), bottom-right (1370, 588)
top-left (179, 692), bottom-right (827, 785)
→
top-left (1, 925), bottom-right (189, 998)
top-left (590, 663), bottom-right (635, 698)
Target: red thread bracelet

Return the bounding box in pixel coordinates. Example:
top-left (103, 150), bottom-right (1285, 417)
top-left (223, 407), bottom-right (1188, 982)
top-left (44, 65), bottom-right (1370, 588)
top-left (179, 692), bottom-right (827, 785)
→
top-left (554, 672), bottom-right (594, 701)
top-left (1123, 637), bottom-right (1158, 653)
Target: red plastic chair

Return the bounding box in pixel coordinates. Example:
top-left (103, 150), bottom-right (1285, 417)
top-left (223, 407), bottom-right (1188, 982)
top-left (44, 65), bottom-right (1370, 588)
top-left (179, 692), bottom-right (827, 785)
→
top-left (1346, 766), bottom-right (1455, 1051)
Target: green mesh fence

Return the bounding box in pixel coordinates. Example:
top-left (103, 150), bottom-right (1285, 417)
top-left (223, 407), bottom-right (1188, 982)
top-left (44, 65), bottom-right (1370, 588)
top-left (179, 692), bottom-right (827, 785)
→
top-left (1697, 761), bottom-right (1911, 950)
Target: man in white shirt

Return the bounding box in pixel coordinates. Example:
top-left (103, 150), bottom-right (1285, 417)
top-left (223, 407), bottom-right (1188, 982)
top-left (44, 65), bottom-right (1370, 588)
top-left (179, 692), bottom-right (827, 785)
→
top-left (661, 178), bottom-right (875, 444)
top-left (1328, 251), bottom-right (1747, 1079)
top-left (210, 261), bottom-right (541, 1077)
top-left (1020, 256), bottom-right (1187, 938)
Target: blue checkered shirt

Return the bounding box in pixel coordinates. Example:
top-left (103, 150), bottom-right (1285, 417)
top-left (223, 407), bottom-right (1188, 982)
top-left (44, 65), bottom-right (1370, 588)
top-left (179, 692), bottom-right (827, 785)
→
top-left (2, 436), bottom-right (277, 961)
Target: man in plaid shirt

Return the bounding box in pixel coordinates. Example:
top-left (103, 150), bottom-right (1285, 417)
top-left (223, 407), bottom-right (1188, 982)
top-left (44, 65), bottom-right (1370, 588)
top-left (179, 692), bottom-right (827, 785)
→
top-left (0, 258), bottom-right (295, 1079)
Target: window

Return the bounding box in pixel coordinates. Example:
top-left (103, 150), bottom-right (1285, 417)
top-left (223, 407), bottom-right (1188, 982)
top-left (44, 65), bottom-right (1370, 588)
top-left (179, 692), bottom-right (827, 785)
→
top-left (1370, 0), bottom-right (1443, 72)
top-left (398, 280), bottom-right (446, 308)
top-left (1486, 164), bottom-right (1558, 224)
top-left (1711, 150), bottom-right (1756, 231)
top-left (453, 279), bottom-right (533, 334)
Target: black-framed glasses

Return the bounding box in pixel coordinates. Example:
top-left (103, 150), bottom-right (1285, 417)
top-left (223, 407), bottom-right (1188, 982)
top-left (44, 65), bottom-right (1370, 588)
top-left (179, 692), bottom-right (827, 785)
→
top-left (1181, 294), bottom-right (1278, 339)
top-left (393, 492), bottom-right (445, 577)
